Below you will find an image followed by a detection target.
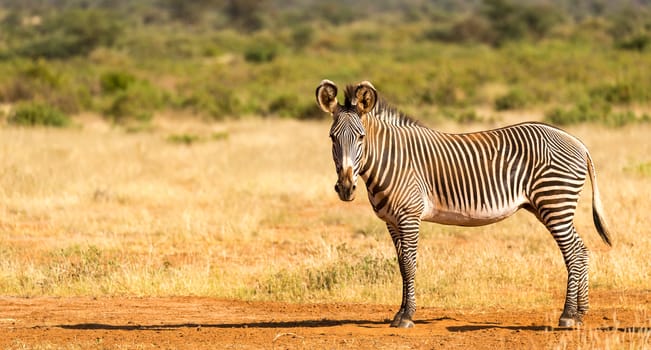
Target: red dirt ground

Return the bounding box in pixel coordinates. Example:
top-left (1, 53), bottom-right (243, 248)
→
top-left (1, 292), bottom-right (650, 349)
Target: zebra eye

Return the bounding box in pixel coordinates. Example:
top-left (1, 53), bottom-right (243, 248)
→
top-left (358, 135), bottom-right (365, 142)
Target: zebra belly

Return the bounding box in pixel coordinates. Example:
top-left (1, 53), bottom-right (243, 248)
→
top-left (421, 208), bottom-right (518, 226)
top-left (421, 196), bottom-right (525, 227)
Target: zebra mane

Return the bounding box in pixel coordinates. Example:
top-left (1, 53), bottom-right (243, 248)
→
top-left (343, 84), bottom-right (424, 127)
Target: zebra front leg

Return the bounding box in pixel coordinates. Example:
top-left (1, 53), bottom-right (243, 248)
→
top-left (387, 220), bottom-right (419, 328)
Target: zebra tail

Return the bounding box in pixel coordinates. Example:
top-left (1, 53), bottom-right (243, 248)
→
top-left (586, 152), bottom-right (613, 247)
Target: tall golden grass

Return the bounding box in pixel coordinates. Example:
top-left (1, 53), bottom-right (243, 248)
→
top-left (0, 114), bottom-right (649, 313)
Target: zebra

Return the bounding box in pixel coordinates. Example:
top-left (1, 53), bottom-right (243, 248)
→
top-left (315, 79), bottom-right (612, 328)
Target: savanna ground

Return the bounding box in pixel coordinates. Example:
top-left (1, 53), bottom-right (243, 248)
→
top-left (0, 115), bottom-right (650, 349)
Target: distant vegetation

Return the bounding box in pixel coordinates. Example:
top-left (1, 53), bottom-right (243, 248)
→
top-left (0, 0), bottom-right (650, 126)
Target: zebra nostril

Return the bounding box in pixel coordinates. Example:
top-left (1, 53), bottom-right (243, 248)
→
top-left (352, 184), bottom-right (357, 191)
top-left (334, 184), bottom-right (340, 193)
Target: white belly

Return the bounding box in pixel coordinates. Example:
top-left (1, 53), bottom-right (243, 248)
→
top-left (421, 196), bottom-right (526, 227)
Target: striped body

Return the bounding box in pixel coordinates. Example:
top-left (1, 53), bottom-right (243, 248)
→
top-left (362, 119), bottom-right (588, 227)
top-left (317, 80), bottom-right (611, 328)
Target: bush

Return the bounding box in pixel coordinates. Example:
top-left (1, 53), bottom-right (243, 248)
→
top-left (100, 71), bottom-right (137, 94)
top-left (495, 88), bottom-right (528, 110)
top-left (12, 9), bottom-right (123, 59)
top-left (8, 102), bottom-right (71, 127)
top-left (296, 104), bottom-right (324, 120)
top-left (177, 81), bottom-right (241, 119)
top-left (604, 110), bottom-right (641, 127)
top-left (616, 34), bottom-right (651, 51)
top-left (543, 100), bottom-right (647, 127)
top-left (480, 0), bottom-right (564, 46)
top-left (589, 83), bottom-right (634, 104)
top-left (268, 95), bottom-right (323, 120)
top-left (244, 39), bottom-right (278, 63)
top-left (544, 100), bottom-right (610, 126)
top-left (441, 108), bottom-right (480, 124)
top-left (424, 15), bottom-right (494, 44)
top-left (420, 78), bottom-right (469, 107)
top-left (0, 60), bottom-right (92, 114)
top-left (291, 24), bottom-right (315, 50)
top-left (103, 82), bottom-right (165, 123)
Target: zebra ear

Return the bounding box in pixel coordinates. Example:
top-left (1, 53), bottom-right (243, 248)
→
top-left (355, 81), bottom-right (377, 115)
top-left (316, 80), bottom-right (338, 113)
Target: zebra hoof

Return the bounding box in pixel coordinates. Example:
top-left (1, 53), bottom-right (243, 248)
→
top-left (390, 318), bottom-right (414, 328)
top-left (558, 317), bottom-right (582, 328)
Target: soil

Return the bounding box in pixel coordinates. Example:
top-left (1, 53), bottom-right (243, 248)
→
top-left (1, 292), bottom-right (649, 349)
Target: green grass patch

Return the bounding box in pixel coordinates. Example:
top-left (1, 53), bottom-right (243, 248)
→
top-left (211, 131), bottom-right (229, 141)
top-left (625, 162), bottom-right (651, 177)
top-left (167, 133), bottom-right (201, 145)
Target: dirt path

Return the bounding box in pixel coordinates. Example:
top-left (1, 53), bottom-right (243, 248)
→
top-left (0, 293), bottom-right (650, 349)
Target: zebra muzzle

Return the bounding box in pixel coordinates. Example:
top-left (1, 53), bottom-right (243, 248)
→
top-left (335, 168), bottom-right (356, 201)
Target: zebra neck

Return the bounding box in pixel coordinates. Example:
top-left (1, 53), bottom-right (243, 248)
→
top-left (359, 115), bottom-right (432, 195)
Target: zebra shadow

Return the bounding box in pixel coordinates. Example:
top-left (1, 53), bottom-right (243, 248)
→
top-left (447, 324), bottom-right (559, 332)
top-left (58, 318), bottom-right (391, 331)
top-left (447, 324), bottom-right (651, 333)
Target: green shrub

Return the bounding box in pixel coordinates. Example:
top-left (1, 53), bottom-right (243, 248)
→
top-left (267, 94), bottom-right (299, 117)
top-left (421, 80), bottom-right (468, 107)
top-left (495, 88), bottom-right (528, 110)
top-left (178, 82), bottom-right (240, 119)
top-left (244, 40), bottom-right (278, 63)
top-left (480, 0), bottom-right (564, 46)
top-left (544, 100), bottom-right (646, 127)
top-left (12, 9), bottom-right (123, 59)
top-left (312, 3), bottom-right (355, 25)
top-left (103, 80), bottom-right (165, 123)
top-left (291, 24), bottom-right (314, 50)
top-left (266, 94), bottom-right (324, 120)
top-left (296, 104), bottom-right (324, 120)
top-left (424, 15), bottom-right (494, 44)
top-left (616, 33), bottom-right (651, 51)
top-left (604, 110), bottom-right (639, 127)
top-left (105, 94), bottom-right (152, 123)
top-left (544, 100), bottom-right (610, 126)
top-left (0, 60), bottom-right (92, 114)
top-left (590, 82), bottom-right (633, 104)
top-left (100, 71), bottom-right (137, 94)
top-left (441, 109), bottom-right (480, 124)
top-left (0, 61), bottom-right (62, 102)
top-left (8, 102), bottom-right (71, 127)
top-left (22, 60), bottom-right (63, 87)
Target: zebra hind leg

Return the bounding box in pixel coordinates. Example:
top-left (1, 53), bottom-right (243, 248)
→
top-left (550, 225), bottom-right (590, 328)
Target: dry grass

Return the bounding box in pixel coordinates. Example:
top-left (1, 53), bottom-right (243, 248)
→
top-left (0, 114), bottom-right (649, 315)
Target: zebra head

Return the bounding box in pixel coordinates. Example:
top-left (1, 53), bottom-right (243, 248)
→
top-left (316, 80), bottom-right (378, 201)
